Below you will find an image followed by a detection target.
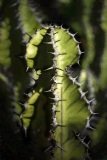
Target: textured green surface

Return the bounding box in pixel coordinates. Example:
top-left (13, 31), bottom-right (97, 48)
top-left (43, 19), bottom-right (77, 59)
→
top-left (82, 0), bottom-right (95, 68)
top-left (50, 26), bottom-right (89, 160)
top-left (100, 0), bottom-right (107, 88)
top-left (0, 18), bottom-right (11, 66)
top-left (18, 0), bottom-right (40, 40)
top-left (26, 28), bottom-right (47, 68)
top-left (24, 26), bottom-right (90, 160)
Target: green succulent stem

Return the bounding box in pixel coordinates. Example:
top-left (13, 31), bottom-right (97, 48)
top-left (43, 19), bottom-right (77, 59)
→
top-left (23, 26), bottom-right (91, 160)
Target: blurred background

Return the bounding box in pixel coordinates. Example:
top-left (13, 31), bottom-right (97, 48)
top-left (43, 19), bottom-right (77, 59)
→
top-left (0, 0), bottom-right (107, 159)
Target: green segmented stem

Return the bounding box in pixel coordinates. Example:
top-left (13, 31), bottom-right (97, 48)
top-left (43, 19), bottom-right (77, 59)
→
top-left (24, 26), bottom-right (90, 160)
top-left (26, 28), bottom-right (48, 69)
top-left (50, 26), bottom-right (89, 160)
top-left (21, 88), bottom-right (42, 129)
top-left (21, 27), bottom-right (54, 159)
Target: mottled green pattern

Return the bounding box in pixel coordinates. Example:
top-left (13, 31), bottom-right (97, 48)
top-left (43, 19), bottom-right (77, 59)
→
top-left (18, 0), bottom-right (40, 40)
top-left (0, 18), bottom-right (11, 66)
top-left (100, 0), bottom-right (107, 88)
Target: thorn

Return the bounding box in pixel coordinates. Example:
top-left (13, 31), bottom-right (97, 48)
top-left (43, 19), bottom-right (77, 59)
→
top-left (55, 53), bottom-right (66, 57)
top-left (13, 111), bottom-right (20, 117)
top-left (58, 53), bottom-right (66, 56)
top-left (51, 122), bottom-right (66, 129)
top-left (49, 97), bottom-right (59, 101)
top-left (24, 92), bottom-right (33, 98)
top-left (61, 24), bottom-right (64, 29)
top-left (72, 130), bottom-right (80, 139)
top-left (72, 131), bottom-right (90, 148)
top-left (67, 30), bottom-right (78, 40)
top-left (49, 97), bottom-right (66, 102)
top-left (18, 55), bottom-right (25, 59)
top-left (53, 31), bottom-right (58, 35)
top-left (88, 105), bottom-right (99, 115)
top-left (44, 41), bottom-right (53, 44)
top-left (44, 145), bottom-right (53, 153)
top-left (44, 66), bottom-right (53, 71)
top-left (23, 127), bottom-right (27, 137)
top-left (18, 102), bottom-right (25, 107)
top-left (81, 91), bottom-right (88, 98)
top-left (10, 1), bottom-right (19, 7)
top-left (44, 138), bottom-right (56, 153)
top-left (44, 66), bottom-right (64, 72)
top-left (52, 105), bottom-right (56, 111)
top-left (85, 97), bottom-right (95, 105)
top-left (73, 37), bottom-right (80, 44)
top-left (56, 144), bottom-right (65, 151)
top-left (48, 51), bottom-right (57, 55)
top-left (77, 45), bottom-right (84, 55)
top-left (44, 89), bottom-right (52, 93)
top-left (55, 40), bottom-right (60, 43)
top-left (81, 140), bottom-right (90, 149)
top-left (51, 76), bottom-right (62, 84)
top-left (78, 88), bottom-right (88, 98)
top-left (70, 76), bottom-right (78, 84)
top-left (56, 74), bottom-right (64, 77)
top-left (53, 82), bottom-right (62, 85)
top-left (56, 67), bottom-right (64, 71)
top-left (49, 52), bottom-right (66, 57)
top-left (20, 114), bottom-right (23, 119)
top-left (72, 76), bottom-right (78, 84)
top-left (88, 106), bottom-right (95, 115)
top-left (70, 32), bottom-right (80, 44)
top-left (54, 25), bottom-right (58, 28)
top-left (18, 102), bottom-right (27, 109)
top-left (57, 124), bottom-right (66, 127)
top-left (84, 97), bottom-right (96, 114)
top-left (26, 67), bottom-right (30, 72)
top-left (86, 117), bottom-right (95, 130)
top-left (24, 32), bottom-right (32, 40)
top-left (91, 112), bottom-right (99, 115)
top-left (77, 59), bottom-right (80, 65)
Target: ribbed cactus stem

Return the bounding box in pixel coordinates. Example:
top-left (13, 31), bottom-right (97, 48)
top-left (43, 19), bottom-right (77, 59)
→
top-left (23, 25), bottom-right (95, 160)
